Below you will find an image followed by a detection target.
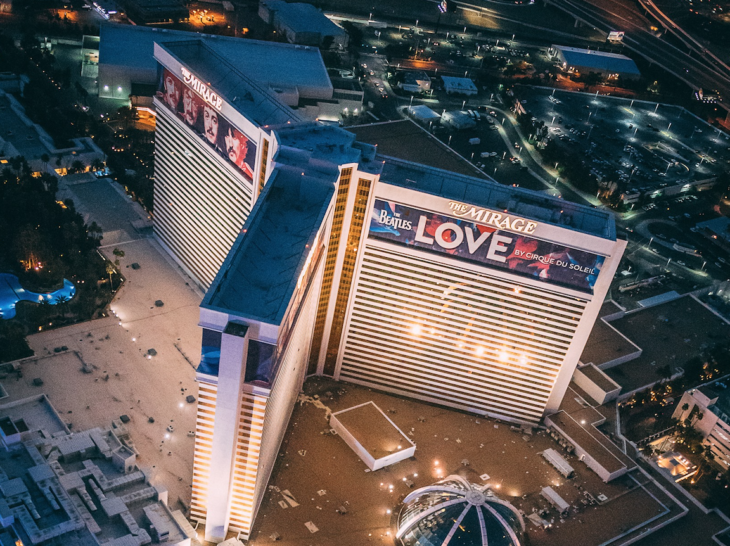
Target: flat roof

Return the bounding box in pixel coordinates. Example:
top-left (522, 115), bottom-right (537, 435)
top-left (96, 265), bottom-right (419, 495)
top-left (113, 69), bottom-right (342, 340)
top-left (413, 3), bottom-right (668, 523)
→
top-left (378, 155), bottom-right (616, 240)
top-left (99, 23), bottom-right (332, 94)
top-left (604, 295), bottom-right (730, 392)
top-left (348, 120), bottom-right (485, 179)
top-left (580, 317), bottom-right (638, 367)
top-left (697, 216), bottom-right (730, 242)
top-left (553, 45), bottom-right (641, 76)
top-left (331, 401), bottom-right (413, 459)
top-left (441, 76), bottom-right (478, 91)
top-left (159, 40), bottom-right (301, 127)
top-left (579, 363), bottom-right (620, 393)
top-left (549, 386), bottom-right (636, 474)
top-left (700, 380), bottom-right (730, 423)
top-left (0, 94), bottom-right (48, 159)
top-left (203, 163), bottom-right (335, 322)
top-left (263, 0), bottom-right (346, 37)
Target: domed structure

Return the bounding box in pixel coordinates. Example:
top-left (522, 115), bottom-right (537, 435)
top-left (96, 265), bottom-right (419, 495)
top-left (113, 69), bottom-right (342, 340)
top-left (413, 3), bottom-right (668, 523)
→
top-left (396, 475), bottom-right (524, 546)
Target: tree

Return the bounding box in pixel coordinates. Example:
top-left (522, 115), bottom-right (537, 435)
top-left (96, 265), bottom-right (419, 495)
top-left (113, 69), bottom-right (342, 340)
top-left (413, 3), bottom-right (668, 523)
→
top-left (54, 295), bottom-right (69, 317)
top-left (87, 222), bottom-right (103, 242)
top-left (106, 261), bottom-right (116, 291)
top-left (69, 160), bottom-right (86, 174)
top-left (656, 364), bottom-right (672, 381)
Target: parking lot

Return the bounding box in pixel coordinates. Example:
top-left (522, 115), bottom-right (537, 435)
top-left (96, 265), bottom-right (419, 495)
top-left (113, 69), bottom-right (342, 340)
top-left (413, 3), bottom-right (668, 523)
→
top-left (522, 88), bottom-right (730, 199)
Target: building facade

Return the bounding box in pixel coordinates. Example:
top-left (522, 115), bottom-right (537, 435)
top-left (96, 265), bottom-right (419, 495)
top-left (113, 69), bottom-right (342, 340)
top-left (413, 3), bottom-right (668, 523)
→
top-left (149, 37), bottom-right (626, 542)
top-left (673, 382), bottom-right (730, 469)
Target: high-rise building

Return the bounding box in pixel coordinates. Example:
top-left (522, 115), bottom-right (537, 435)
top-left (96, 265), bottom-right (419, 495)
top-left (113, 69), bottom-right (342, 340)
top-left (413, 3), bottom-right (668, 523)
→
top-left (150, 37), bottom-right (626, 543)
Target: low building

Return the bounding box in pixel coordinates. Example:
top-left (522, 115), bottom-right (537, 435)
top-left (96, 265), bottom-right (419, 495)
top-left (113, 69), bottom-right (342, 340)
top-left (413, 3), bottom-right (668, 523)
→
top-left (545, 386), bottom-right (636, 482)
top-left (441, 76), bottom-right (478, 96)
top-left (441, 110), bottom-right (476, 130)
top-left (406, 104), bottom-right (441, 124)
top-left (696, 216), bottom-right (730, 249)
top-left (0, 90), bottom-right (105, 176)
top-left (573, 363), bottom-right (621, 404)
top-left (549, 45), bottom-right (641, 81)
top-left (258, 0), bottom-right (347, 49)
top-left (673, 380), bottom-right (730, 469)
top-left (398, 70), bottom-right (431, 93)
top-left (98, 23), bottom-right (352, 120)
top-left (0, 395), bottom-right (192, 546)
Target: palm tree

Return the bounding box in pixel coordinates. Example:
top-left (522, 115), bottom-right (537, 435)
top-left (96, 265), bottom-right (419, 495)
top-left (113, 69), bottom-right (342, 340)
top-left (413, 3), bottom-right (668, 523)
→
top-left (106, 262), bottom-right (116, 291)
top-left (87, 222), bottom-right (103, 242)
top-left (55, 295), bottom-right (69, 317)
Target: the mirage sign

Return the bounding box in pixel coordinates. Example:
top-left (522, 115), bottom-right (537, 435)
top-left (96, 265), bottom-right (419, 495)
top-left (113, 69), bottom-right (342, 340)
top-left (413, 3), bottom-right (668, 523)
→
top-left (156, 66), bottom-right (256, 182)
top-left (369, 200), bottom-right (605, 293)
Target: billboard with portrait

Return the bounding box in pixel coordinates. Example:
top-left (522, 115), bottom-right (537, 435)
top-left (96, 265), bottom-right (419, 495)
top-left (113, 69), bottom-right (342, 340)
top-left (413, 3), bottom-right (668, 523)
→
top-left (156, 67), bottom-right (257, 182)
top-left (369, 200), bottom-right (605, 294)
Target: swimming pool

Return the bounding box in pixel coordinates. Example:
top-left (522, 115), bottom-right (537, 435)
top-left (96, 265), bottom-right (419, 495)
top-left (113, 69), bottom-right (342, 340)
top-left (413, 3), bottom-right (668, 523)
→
top-left (0, 273), bottom-right (76, 320)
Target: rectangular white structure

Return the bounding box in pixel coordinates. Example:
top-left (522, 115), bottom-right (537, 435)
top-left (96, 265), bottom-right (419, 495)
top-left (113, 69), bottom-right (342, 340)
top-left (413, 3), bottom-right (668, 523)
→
top-left (330, 402), bottom-right (416, 471)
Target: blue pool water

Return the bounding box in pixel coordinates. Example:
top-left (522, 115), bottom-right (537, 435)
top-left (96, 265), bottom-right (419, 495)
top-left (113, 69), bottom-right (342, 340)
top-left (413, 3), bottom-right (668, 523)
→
top-left (0, 273), bottom-right (76, 320)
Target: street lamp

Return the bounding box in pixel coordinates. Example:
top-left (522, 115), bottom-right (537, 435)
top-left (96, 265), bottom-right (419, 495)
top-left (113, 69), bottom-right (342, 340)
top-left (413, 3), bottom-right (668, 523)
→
top-left (448, 135), bottom-right (452, 146)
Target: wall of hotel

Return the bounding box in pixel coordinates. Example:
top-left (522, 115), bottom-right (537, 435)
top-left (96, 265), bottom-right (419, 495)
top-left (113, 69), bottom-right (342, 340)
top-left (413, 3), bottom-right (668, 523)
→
top-left (154, 105), bottom-right (255, 289)
top-left (307, 166), bottom-right (378, 377)
top-left (192, 229), bottom-right (326, 539)
top-left (153, 49), bottom-right (265, 290)
top-left (245, 255), bottom-right (325, 536)
top-left (331, 181), bottom-right (624, 425)
top-left (189, 380), bottom-right (217, 523)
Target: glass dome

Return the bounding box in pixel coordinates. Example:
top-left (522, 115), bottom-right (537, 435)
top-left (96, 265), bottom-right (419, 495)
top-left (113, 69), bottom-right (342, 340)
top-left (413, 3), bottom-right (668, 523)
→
top-left (397, 475), bottom-right (524, 546)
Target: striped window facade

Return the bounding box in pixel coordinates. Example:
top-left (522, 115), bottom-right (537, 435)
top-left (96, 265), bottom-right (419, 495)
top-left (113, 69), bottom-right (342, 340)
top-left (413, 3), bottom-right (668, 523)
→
top-left (257, 138), bottom-right (270, 197)
top-left (190, 381), bottom-right (217, 523)
top-left (153, 106), bottom-right (254, 289)
top-left (337, 243), bottom-right (589, 424)
top-left (227, 392), bottom-right (267, 535)
top-left (323, 178), bottom-right (372, 374)
top-left (307, 167), bottom-right (353, 374)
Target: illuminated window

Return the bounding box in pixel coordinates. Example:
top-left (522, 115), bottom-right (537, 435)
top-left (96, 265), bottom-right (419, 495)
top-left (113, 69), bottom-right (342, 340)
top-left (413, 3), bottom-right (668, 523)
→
top-left (307, 167), bottom-right (352, 374)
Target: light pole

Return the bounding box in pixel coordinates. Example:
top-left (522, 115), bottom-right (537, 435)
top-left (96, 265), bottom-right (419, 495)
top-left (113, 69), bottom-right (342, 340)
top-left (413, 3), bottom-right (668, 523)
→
top-left (647, 237), bottom-right (653, 250)
top-left (448, 135), bottom-right (452, 146)
top-left (701, 261), bottom-right (706, 271)
top-left (667, 122), bottom-right (672, 131)
top-left (666, 257), bottom-right (671, 269)
top-left (654, 103), bottom-right (659, 114)
top-left (462, 100), bottom-right (466, 109)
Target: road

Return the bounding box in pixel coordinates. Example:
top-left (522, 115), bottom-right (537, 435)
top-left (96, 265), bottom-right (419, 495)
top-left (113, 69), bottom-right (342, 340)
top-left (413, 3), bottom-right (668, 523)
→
top-left (546, 0), bottom-right (730, 111)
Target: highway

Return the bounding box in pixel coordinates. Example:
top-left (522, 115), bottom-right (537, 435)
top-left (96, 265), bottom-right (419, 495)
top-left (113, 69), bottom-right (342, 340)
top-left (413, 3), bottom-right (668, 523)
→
top-left (546, 0), bottom-right (730, 111)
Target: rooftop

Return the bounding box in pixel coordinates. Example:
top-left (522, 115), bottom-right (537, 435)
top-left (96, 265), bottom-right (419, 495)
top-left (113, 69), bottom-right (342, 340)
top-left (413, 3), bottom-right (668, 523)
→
top-left (378, 155), bottom-right (616, 240)
top-left (261, 0), bottom-right (346, 37)
top-left (99, 23), bottom-right (332, 94)
top-left (697, 215), bottom-right (730, 243)
top-left (700, 380), bottom-right (730, 424)
top-left (331, 402), bottom-right (413, 460)
top-left (547, 386), bottom-right (636, 475)
top-left (580, 302), bottom-right (639, 367)
top-left (553, 45), bottom-right (641, 76)
top-left (441, 76), bottom-right (479, 91)
top-left (246, 377), bottom-right (683, 546)
top-left (348, 119), bottom-right (483, 178)
top-left (603, 295), bottom-right (729, 392)
top-left (158, 40), bottom-right (301, 127)
top-left (203, 163), bottom-right (335, 322)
